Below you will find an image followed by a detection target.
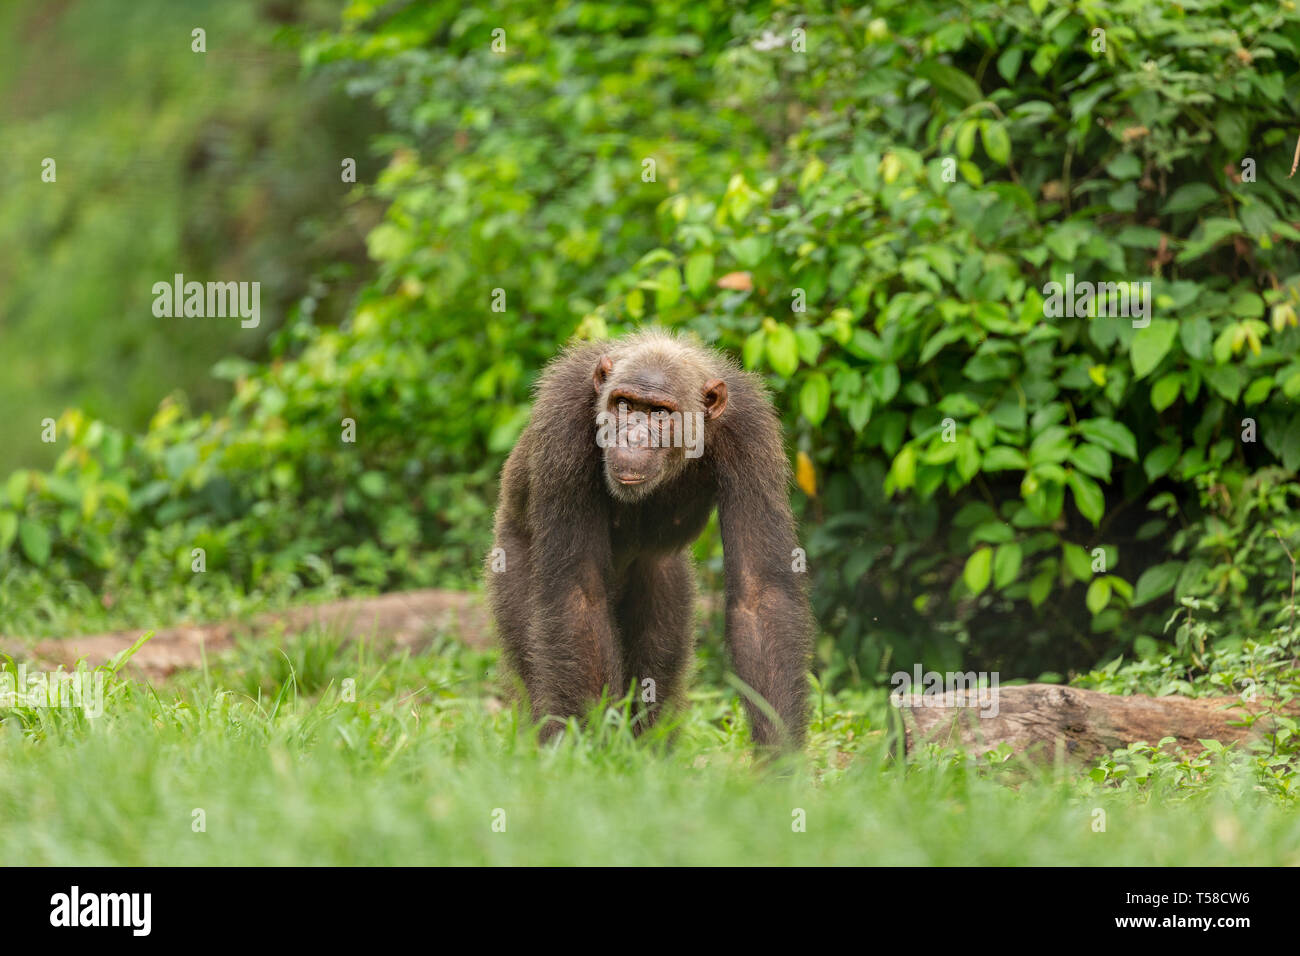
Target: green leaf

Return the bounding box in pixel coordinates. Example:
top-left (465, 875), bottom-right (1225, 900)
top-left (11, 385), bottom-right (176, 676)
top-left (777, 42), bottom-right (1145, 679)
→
top-left (1179, 316), bottom-right (1212, 361)
top-left (1067, 471), bottom-right (1105, 526)
top-left (685, 253), bottom-right (714, 298)
top-left (970, 520), bottom-right (1014, 545)
top-left (1177, 218), bottom-right (1242, 263)
top-left (799, 373), bottom-right (831, 426)
top-left (994, 542), bottom-right (1023, 588)
top-left (1105, 574), bottom-right (1133, 603)
top-left (920, 328), bottom-right (965, 364)
top-left (1214, 110), bottom-right (1246, 152)
top-left (996, 47), bottom-right (1023, 83)
top-left (1130, 319), bottom-right (1178, 379)
top-left (983, 446), bottom-right (1028, 471)
top-left (964, 547), bottom-right (993, 594)
top-left (1086, 577), bottom-right (1112, 615)
top-left (795, 327), bottom-right (822, 365)
top-left (868, 364), bottom-right (901, 403)
top-left (847, 393), bottom-right (873, 433)
top-left (1029, 43), bottom-right (1058, 76)
top-left (887, 445), bottom-right (917, 492)
top-left (1243, 376), bottom-right (1273, 406)
top-left (731, 235), bottom-right (765, 268)
top-left (18, 518), bottom-right (51, 567)
top-left (1231, 293), bottom-right (1265, 318)
top-left (1203, 364), bottom-right (1242, 402)
top-left (955, 436), bottom-right (981, 483)
top-left (1029, 425), bottom-right (1072, 465)
top-left (917, 60), bottom-right (984, 105)
top-left (1143, 444), bottom-right (1180, 481)
top-left (655, 266), bottom-right (682, 310)
top-left (626, 287), bottom-right (645, 319)
top-left (1069, 444), bottom-right (1112, 479)
top-left (1105, 153), bottom-right (1142, 180)
top-left (1133, 562), bottom-right (1181, 606)
top-left (924, 438), bottom-right (959, 465)
top-left (1077, 419), bottom-right (1137, 460)
top-left (980, 121), bottom-right (1011, 165)
top-left (846, 329), bottom-right (887, 362)
top-left (1150, 373), bottom-right (1182, 412)
top-left (1029, 568), bottom-right (1053, 607)
top-left (1161, 184), bottom-right (1218, 214)
top-left (766, 325), bottom-right (799, 377)
top-left (1063, 543), bottom-right (1093, 582)
top-left (956, 120), bottom-right (977, 160)
top-left (1280, 416), bottom-right (1300, 472)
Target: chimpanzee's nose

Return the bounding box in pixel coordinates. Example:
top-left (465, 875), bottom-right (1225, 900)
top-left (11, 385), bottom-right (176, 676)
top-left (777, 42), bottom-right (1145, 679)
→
top-left (625, 423), bottom-right (650, 448)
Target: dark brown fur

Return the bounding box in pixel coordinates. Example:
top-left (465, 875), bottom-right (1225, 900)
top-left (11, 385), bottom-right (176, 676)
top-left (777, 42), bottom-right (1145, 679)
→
top-left (486, 330), bottom-right (812, 748)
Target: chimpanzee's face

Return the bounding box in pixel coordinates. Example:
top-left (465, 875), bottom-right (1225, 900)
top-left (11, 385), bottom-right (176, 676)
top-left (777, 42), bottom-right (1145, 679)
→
top-left (593, 353), bottom-right (728, 503)
top-left (601, 397), bottom-right (682, 500)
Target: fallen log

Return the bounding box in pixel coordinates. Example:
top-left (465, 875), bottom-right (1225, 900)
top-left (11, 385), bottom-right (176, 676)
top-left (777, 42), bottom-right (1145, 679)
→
top-left (0, 589), bottom-right (493, 678)
top-left (894, 682), bottom-right (1295, 761)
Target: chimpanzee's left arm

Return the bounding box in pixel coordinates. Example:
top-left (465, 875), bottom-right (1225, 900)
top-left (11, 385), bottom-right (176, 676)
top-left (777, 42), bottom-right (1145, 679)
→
top-left (710, 376), bottom-right (812, 749)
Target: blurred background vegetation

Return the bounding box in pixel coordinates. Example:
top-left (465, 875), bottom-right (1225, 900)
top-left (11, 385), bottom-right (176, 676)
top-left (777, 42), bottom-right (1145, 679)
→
top-left (2, 0), bottom-right (1299, 696)
top-left (0, 0), bottom-right (380, 470)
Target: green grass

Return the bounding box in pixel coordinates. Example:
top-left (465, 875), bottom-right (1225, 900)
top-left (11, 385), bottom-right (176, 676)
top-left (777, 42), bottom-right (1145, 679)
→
top-left (0, 629), bottom-right (1297, 865)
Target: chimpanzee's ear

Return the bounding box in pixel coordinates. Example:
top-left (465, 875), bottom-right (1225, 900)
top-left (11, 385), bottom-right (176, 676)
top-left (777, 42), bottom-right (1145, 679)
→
top-left (703, 378), bottom-right (728, 420)
top-left (593, 355), bottom-right (614, 394)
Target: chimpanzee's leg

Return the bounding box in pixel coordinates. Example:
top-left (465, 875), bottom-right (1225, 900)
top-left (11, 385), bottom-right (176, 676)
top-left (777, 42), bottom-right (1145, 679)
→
top-left (617, 552), bottom-right (695, 734)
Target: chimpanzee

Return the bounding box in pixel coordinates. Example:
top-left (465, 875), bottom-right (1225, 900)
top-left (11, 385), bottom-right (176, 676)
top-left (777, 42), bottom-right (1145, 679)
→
top-left (487, 330), bottom-right (811, 748)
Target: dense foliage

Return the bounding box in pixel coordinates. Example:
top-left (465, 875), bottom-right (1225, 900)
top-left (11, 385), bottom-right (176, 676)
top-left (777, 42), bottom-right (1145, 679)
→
top-left (3, 2), bottom-right (1300, 703)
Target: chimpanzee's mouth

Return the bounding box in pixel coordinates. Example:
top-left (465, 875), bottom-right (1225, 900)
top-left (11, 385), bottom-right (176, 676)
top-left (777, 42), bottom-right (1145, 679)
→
top-left (615, 474), bottom-right (647, 485)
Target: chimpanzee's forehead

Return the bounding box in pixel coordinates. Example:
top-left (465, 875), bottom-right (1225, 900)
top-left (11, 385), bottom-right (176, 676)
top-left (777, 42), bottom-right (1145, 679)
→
top-left (607, 361), bottom-right (683, 408)
top-left (619, 364), bottom-right (670, 390)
